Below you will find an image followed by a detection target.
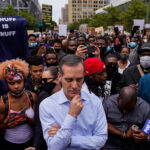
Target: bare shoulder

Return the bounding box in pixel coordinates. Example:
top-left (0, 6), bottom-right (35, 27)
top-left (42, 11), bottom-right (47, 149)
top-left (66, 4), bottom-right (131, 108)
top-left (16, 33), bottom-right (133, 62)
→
top-left (30, 92), bottom-right (37, 104)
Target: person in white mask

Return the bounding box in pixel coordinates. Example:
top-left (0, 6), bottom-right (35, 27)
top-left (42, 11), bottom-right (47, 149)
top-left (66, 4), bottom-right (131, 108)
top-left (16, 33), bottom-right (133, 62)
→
top-left (143, 35), bottom-right (148, 43)
top-left (120, 42), bottom-right (150, 90)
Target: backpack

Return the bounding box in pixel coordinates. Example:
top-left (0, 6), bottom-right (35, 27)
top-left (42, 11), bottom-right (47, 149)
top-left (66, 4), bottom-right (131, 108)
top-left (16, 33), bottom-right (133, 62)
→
top-left (1, 90), bottom-right (34, 118)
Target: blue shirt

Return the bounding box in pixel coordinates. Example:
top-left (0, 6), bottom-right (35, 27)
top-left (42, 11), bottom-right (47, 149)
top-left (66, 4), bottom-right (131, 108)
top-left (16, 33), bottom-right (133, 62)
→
top-left (39, 89), bottom-right (108, 150)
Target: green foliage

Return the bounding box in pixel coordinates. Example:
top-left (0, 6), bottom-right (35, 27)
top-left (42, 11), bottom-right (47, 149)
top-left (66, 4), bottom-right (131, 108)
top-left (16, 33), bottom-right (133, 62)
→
top-left (1, 5), bottom-right (17, 16)
top-left (119, 0), bottom-right (147, 31)
top-left (1, 5), bottom-right (37, 29)
top-left (18, 10), bottom-right (37, 29)
top-left (68, 0), bottom-right (149, 31)
top-left (68, 22), bottom-right (80, 30)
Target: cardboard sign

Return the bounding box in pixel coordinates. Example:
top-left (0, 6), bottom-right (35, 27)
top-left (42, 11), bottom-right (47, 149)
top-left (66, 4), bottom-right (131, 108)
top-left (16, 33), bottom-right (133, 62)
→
top-left (58, 24), bottom-right (67, 36)
top-left (134, 19), bottom-right (145, 30)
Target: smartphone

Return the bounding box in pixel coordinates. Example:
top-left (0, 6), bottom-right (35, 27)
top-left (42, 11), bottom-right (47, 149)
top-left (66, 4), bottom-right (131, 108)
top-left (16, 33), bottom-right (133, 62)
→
top-left (132, 124), bottom-right (139, 131)
top-left (86, 45), bottom-right (95, 58)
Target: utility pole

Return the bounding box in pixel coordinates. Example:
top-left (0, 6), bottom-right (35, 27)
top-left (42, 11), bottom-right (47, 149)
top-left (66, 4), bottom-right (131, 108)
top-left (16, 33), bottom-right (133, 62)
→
top-left (146, 0), bottom-right (149, 24)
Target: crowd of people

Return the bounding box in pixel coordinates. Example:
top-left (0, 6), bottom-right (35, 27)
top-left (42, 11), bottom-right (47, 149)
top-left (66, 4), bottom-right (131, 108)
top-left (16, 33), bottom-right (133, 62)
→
top-left (0, 29), bottom-right (150, 150)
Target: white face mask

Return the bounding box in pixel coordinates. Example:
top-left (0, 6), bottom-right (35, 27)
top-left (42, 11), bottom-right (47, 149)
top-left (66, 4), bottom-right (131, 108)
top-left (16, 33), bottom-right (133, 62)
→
top-left (140, 56), bottom-right (150, 69)
top-left (143, 39), bottom-right (148, 43)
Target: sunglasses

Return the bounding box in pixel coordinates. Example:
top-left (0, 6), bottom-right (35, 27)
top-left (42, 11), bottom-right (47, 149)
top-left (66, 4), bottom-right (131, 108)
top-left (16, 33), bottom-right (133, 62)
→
top-left (42, 78), bottom-right (56, 84)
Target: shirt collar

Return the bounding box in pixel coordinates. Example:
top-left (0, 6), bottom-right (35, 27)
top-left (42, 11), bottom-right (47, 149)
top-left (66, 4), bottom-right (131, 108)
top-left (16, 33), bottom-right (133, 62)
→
top-left (58, 88), bottom-right (87, 105)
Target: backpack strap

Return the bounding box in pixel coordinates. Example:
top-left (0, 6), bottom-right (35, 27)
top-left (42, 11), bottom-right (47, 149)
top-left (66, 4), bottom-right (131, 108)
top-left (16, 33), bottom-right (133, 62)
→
top-left (137, 64), bottom-right (145, 77)
top-left (2, 93), bottom-right (9, 118)
top-left (25, 90), bottom-right (34, 107)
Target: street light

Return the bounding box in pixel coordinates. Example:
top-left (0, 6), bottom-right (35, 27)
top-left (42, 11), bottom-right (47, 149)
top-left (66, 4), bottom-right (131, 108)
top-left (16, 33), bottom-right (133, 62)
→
top-left (146, 0), bottom-right (149, 24)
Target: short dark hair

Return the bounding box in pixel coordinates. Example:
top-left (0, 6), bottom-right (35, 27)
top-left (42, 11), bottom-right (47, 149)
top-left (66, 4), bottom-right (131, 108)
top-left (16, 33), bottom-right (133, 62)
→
top-left (53, 39), bottom-right (62, 45)
top-left (28, 56), bottom-right (43, 67)
top-left (59, 55), bottom-right (84, 75)
top-left (28, 34), bottom-right (36, 39)
top-left (96, 36), bottom-right (108, 45)
top-left (104, 54), bottom-right (118, 62)
top-left (46, 66), bottom-right (58, 78)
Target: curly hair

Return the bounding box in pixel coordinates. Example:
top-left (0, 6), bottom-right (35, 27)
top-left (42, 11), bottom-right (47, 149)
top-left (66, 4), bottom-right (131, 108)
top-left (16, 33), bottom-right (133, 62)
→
top-left (0, 59), bottom-right (29, 80)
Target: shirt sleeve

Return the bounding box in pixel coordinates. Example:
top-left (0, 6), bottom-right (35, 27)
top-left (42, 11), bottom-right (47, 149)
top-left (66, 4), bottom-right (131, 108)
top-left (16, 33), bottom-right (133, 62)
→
top-left (70, 98), bottom-right (108, 149)
top-left (39, 101), bottom-right (77, 150)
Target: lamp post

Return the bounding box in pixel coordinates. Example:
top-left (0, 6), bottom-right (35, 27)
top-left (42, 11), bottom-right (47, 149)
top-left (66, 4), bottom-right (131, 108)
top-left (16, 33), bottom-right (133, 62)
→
top-left (146, 0), bottom-right (150, 24)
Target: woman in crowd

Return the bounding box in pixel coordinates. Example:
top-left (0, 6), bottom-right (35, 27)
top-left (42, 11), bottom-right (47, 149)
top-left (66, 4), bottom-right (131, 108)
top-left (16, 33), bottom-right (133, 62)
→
top-left (118, 46), bottom-right (130, 74)
top-left (0, 59), bottom-right (37, 150)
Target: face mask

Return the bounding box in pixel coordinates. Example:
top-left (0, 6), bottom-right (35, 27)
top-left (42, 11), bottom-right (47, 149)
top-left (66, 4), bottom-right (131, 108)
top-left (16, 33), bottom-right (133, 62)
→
top-left (55, 48), bottom-right (61, 53)
top-left (9, 88), bottom-right (25, 97)
top-left (42, 81), bottom-right (56, 94)
top-left (99, 47), bottom-right (106, 54)
top-left (107, 46), bottom-right (111, 52)
top-left (130, 42), bottom-right (136, 48)
top-left (46, 62), bottom-right (58, 67)
top-left (67, 48), bottom-right (77, 54)
top-left (106, 63), bottom-right (118, 80)
top-left (120, 54), bottom-right (129, 61)
top-left (143, 39), bottom-right (148, 43)
top-left (140, 56), bottom-right (150, 69)
top-left (115, 41), bottom-right (119, 45)
top-left (29, 42), bottom-right (37, 48)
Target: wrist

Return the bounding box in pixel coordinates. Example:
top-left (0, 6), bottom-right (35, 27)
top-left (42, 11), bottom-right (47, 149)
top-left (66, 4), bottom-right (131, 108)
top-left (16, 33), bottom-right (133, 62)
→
top-left (68, 111), bottom-right (77, 118)
top-left (123, 132), bottom-right (127, 139)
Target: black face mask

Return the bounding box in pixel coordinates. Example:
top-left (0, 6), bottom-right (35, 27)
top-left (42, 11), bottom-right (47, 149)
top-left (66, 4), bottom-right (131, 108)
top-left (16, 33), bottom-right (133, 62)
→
top-left (46, 62), bottom-right (58, 67)
top-left (67, 49), bottom-right (76, 54)
top-left (55, 48), bottom-right (61, 53)
top-left (106, 63), bottom-right (118, 80)
top-left (99, 47), bottom-right (106, 55)
top-left (42, 81), bottom-right (56, 94)
top-left (120, 54), bottom-right (129, 61)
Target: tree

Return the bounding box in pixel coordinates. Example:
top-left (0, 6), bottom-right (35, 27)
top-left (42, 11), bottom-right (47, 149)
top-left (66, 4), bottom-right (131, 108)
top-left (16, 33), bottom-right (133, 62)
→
top-left (18, 10), bottom-right (37, 29)
top-left (119, 0), bottom-right (147, 31)
top-left (1, 4), bottom-right (17, 16)
top-left (1, 5), bottom-right (37, 30)
top-left (68, 22), bottom-right (80, 30)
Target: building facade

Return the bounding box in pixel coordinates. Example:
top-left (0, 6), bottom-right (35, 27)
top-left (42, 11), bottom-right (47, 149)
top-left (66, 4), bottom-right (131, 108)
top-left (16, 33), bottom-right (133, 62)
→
top-left (0, 0), bottom-right (42, 21)
top-left (60, 4), bottom-right (68, 25)
top-left (68, 0), bottom-right (108, 23)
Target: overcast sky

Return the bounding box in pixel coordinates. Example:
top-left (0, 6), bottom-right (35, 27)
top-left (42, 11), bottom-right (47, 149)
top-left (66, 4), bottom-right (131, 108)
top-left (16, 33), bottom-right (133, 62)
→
top-left (39, 0), bottom-right (68, 23)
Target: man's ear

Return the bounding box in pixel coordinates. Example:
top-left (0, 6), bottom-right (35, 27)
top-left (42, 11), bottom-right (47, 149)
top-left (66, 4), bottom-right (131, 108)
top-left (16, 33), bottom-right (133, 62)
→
top-left (57, 72), bottom-right (62, 82)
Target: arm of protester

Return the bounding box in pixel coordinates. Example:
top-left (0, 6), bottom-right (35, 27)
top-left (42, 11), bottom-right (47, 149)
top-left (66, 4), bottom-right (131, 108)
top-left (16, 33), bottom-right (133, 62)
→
top-left (108, 123), bottom-right (124, 137)
top-left (25, 147), bottom-right (35, 150)
top-left (90, 44), bottom-right (101, 60)
top-left (133, 129), bottom-right (147, 143)
top-left (39, 101), bottom-right (77, 150)
top-left (75, 45), bottom-right (87, 58)
top-left (48, 125), bottom-right (60, 137)
top-left (70, 99), bottom-right (107, 149)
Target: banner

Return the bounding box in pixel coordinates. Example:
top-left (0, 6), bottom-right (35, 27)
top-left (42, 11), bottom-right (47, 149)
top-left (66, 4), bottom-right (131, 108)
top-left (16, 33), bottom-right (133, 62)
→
top-left (0, 16), bottom-right (29, 62)
top-left (42, 4), bottom-right (52, 25)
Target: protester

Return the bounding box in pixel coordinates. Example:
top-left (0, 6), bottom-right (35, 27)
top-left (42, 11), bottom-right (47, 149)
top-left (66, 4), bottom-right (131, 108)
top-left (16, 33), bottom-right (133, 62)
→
top-left (138, 73), bottom-right (150, 105)
top-left (45, 49), bottom-right (58, 68)
top-left (28, 34), bottom-right (38, 56)
top-left (105, 54), bottom-right (121, 95)
top-left (0, 59), bottom-right (37, 150)
top-left (83, 57), bottom-right (107, 100)
top-left (66, 39), bottom-right (78, 54)
top-left (39, 55), bottom-right (108, 150)
top-left (120, 42), bottom-right (150, 89)
top-left (53, 39), bottom-right (65, 61)
top-left (25, 56), bottom-right (44, 95)
top-left (103, 86), bottom-right (150, 150)
top-left (26, 66), bottom-right (61, 150)
top-left (118, 46), bottom-right (130, 74)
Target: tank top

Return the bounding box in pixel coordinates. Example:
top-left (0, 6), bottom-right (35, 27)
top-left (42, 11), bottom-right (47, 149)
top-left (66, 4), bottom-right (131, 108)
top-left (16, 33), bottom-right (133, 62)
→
top-left (4, 92), bottom-right (34, 144)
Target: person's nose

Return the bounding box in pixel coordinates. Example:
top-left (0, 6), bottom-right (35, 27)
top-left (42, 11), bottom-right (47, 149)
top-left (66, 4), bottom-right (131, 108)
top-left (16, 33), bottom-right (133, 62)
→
top-left (72, 80), bottom-right (78, 89)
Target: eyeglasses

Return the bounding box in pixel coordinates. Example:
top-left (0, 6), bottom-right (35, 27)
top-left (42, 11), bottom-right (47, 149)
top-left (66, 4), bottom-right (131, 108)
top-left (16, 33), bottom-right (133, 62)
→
top-left (42, 78), bottom-right (56, 84)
